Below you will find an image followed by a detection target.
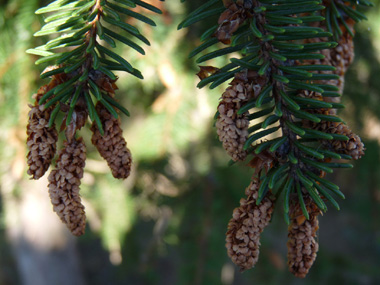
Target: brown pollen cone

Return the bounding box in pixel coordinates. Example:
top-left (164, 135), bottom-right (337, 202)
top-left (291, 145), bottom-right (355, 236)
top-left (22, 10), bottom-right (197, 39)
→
top-left (26, 87), bottom-right (59, 179)
top-left (216, 71), bottom-right (266, 161)
top-left (287, 198), bottom-right (320, 278)
top-left (48, 137), bottom-right (87, 236)
top-left (300, 94), bottom-right (365, 160)
top-left (26, 68), bottom-right (73, 179)
top-left (91, 102), bottom-right (132, 179)
top-left (225, 177), bottom-right (275, 271)
top-left (315, 120), bottom-right (365, 160)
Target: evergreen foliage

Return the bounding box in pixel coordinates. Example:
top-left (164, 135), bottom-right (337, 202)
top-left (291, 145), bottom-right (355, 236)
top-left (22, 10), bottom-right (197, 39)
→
top-left (18, 0), bottom-right (374, 279)
top-left (26, 0), bottom-right (164, 236)
top-left (179, 0), bottom-right (371, 277)
top-left (27, 0), bottom-right (164, 131)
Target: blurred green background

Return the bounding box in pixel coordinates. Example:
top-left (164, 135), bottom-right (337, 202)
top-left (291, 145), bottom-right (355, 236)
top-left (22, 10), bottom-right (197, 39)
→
top-left (0, 0), bottom-right (379, 284)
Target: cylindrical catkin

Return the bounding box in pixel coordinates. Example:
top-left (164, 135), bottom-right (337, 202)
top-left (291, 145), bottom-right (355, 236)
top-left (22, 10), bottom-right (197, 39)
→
top-left (91, 103), bottom-right (132, 179)
top-left (287, 200), bottom-right (320, 278)
top-left (48, 138), bottom-right (87, 236)
top-left (26, 94), bottom-right (58, 179)
top-left (313, 121), bottom-right (365, 160)
top-left (216, 72), bottom-right (266, 162)
top-left (225, 178), bottom-right (275, 271)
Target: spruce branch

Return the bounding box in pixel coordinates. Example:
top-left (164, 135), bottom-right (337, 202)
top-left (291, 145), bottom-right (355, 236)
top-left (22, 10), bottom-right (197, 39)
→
top-left (26, 0), bottom-right (164, 235)
top-left (180, 0), bottom-right (370, 278)
top-left (27, 0), bottom-right (163, 131)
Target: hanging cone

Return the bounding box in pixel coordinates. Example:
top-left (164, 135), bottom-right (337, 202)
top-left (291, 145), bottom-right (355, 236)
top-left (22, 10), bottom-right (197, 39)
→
top-left (26, 68), bottom-right (73, 179)
top-left (225, 177), bottom-right (275, 271)
top-left (287, 199), bottom-right (320, 278)
top-left (314, 121), bottom-right (365, 160)
top-left (26, 88), bottom-right (59, 180)
top-left (48, 138), bottom-right (87, 236)
top-left (216, 71), bottom-right (266, 162)
top-left (91, 102), bottom-right (132, 179)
